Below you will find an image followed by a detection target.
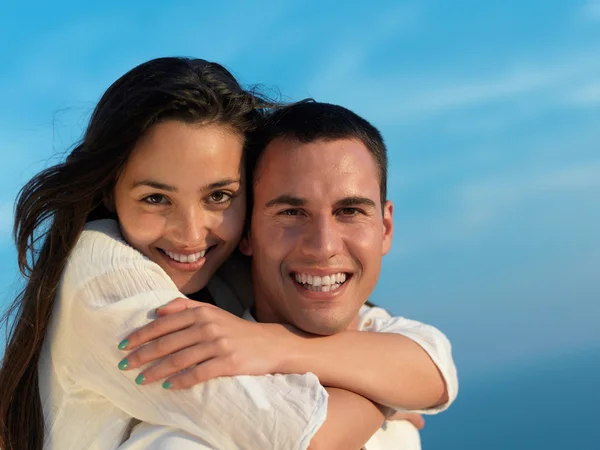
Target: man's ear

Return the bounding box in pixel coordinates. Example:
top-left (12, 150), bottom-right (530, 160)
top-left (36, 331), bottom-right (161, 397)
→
top-left (103, 191), bottom-right (116, 213)
top-left (381, 200), bottom-right (393, 256)
top-left (239, 233), bottom-right (253, 256)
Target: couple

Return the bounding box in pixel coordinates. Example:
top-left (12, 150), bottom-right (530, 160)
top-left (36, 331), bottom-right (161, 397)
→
top-left (0, 57), bottom-right (457, 450)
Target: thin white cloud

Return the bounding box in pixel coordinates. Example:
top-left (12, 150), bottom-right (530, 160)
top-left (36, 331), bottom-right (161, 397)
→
top-left (305, 13), bottom-right (600, 125)
top-left (453, 162), bottom-right (600, 231)
top-left (390, 160), bottom-right (600, 257)
top-left (566, 81), bottom-right (600, 105)
top-left (324, 53), bottom-right (600, 125)
top-left (306, 3), bottom-right (423, 91)
top-left (582, 0), bottom-right (600, 20)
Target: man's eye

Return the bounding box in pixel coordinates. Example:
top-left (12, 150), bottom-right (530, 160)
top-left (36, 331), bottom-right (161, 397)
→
top-left (339, 208), bottom-right (360, 216)
top-left (207, 191), bottom-right (232, 204)
top-left (280, 209), bottom-right (301, 216)
top-left (142, 194), bottom-right (169, 205)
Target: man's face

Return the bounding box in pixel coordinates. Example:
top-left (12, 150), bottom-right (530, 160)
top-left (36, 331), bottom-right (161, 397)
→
top-left (241, 137), bottom-right (393, 335)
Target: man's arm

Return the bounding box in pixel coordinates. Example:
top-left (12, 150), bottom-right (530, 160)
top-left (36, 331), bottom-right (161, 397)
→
top-left (309, 388), bottom-right (385, 450)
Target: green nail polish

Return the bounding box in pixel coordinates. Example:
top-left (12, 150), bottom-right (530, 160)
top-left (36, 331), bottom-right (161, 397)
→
top-left (162, 381), bottom-right (172, 389)
top-left (118, 339), bottom-right (129, 350)
top-left (135, 373), bottom-right (145, 385)
top-left (118, 359), bottom-right (129, 370)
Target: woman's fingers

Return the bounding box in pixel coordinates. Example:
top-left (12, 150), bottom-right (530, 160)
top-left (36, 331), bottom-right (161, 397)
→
top-left (119, 302), bottom-right (215, 350)
top-left (162, 356), bottom-right (238, 390)
top-left (135, 342), bottom-right (217, 385)
top-left (121, 323), bottom-right (221, 370)
top-left (155, 297), bottom-right (202, 317)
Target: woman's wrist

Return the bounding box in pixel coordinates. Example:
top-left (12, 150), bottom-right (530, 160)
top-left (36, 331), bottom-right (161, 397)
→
top-left (269, 323), bottom-right (314, 375)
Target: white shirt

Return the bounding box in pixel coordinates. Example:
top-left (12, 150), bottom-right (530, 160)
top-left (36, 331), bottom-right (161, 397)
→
top-left (39, 219), bottom-right (327, 450)
top-left (124, 306), bottom-right (456, 449)
top-left (243, 308), bottom-right (447, 450)
top-left (41, 219), bottom-right (458, 449)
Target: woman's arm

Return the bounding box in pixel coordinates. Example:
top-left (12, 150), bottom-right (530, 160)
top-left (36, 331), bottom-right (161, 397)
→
top-left (123, 299), bottom-right (457, 412)
top-left (57, 220), bottom-right (327, 450)
top-left (282, 323), bottom-right (453, 411)
top-left (119, 389), bottom-right (386, 450)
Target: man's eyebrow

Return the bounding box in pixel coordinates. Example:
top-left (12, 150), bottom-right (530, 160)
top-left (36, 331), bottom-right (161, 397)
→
top-left (336, 196), bottom-right (377, 208)
top-left (132, 178), bottom-right (241, 192)
top-left (265, 195), bottom-right (306, 208)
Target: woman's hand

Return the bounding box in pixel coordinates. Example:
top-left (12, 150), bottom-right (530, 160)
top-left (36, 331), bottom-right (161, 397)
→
top-left (117, 298), bottom-right (295, 388)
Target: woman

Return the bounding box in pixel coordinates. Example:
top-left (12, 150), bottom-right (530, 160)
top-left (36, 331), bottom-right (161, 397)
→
top-left (0, 57), bottom-right (456, 450)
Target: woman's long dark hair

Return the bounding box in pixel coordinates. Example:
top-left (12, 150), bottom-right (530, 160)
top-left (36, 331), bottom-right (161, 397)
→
top-left (0, 57), bottom-right (276, 450)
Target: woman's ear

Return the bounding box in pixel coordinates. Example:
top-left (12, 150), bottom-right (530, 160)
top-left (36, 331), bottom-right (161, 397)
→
top-left (103, 191), bottom-right (116, 213)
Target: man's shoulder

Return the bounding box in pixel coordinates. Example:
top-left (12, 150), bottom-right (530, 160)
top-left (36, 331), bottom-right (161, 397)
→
top-left (357, 304), bottom-right (392, 330)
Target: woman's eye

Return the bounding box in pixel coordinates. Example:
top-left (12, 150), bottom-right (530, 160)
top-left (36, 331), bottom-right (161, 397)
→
top-left (207, 191), bottom-right (232, 204)
top-left (142, 194), bottom-right (168, 205)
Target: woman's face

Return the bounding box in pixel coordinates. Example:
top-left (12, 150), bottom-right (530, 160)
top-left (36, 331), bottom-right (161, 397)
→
top-left (111, 120), bottom-right (246, 294)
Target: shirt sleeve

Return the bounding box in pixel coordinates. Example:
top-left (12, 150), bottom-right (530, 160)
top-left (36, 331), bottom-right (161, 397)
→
top-left (362, 306), bottom-right (459, 414)
top-left (119, 422), bottom-right (216, 450)
top-left (53, 219), bottom-right (327, 450)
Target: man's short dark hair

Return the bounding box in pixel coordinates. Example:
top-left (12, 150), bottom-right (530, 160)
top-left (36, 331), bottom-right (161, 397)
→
top-left (246, 100), bottom-right (388, 206)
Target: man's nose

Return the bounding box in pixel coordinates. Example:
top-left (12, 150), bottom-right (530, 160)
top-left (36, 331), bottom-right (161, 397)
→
top-left (300, 215), bottom-right (343, 260)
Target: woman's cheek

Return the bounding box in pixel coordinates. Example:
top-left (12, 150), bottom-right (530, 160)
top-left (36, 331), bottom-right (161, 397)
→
top-left (120, 208), bottom-right (168, 246)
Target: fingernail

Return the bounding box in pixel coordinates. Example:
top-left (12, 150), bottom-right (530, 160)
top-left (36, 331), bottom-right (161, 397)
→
top-left (118, 339), bottom-right (129, 350)
top-left (135, 373), bottom-right (145, 385)
top-left (162, 381), bottom-right (172, 389)
top-left (118, 359), bottom-right (129, 370)
top-left (154, 304), bottom-right (168, 314)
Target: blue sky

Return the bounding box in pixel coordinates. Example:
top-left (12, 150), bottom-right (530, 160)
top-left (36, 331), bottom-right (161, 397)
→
top-left (1, 0), bottom-right (599, 384)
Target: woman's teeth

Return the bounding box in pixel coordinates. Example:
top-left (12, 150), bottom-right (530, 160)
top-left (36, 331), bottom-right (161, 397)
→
top-left (163, 249), bottom-right (206, 263)
top-left (293, 272), bottom-right (348, 292)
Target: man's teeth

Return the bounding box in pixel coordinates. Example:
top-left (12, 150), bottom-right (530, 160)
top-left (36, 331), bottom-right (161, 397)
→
top-left (164, 249), bottom-right (206, 263)
top-left (293, 272), bottom-right (347, 292)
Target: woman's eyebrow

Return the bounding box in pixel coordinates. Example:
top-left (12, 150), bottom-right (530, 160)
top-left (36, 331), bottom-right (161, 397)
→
top-left (132, 180), bottom-right (177, 192)
top-left (131, 178), bottom-right (241, 192)
top-left (202, 178), bottom-right (241, 190)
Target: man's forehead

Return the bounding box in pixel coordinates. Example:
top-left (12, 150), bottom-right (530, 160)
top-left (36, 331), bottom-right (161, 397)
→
top-left (254, 137), bottom-right (381, 206)
top-left (256, 137), bottom-right (378, 178)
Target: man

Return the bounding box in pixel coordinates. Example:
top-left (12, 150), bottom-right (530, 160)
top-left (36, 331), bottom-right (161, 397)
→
top-left (238, 101), bottom-right (449, 448)
top-left (120, 101), bottom-right (457, 449)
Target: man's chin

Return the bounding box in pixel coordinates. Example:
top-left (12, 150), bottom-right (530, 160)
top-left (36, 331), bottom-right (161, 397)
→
top-left (294, 313), bottom-right (351, 336)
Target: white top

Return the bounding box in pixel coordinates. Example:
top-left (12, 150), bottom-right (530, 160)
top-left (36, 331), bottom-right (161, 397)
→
top-left (39, 219), bottom-right (327, 450)
top-left (123, 306), bottom-right (456, 449)
top-left (40, 219), bottom-right (458, 450)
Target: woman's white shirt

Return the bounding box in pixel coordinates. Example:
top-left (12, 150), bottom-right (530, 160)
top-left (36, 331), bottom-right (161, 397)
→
top-left (39, 219), bottom-right (327, 450)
